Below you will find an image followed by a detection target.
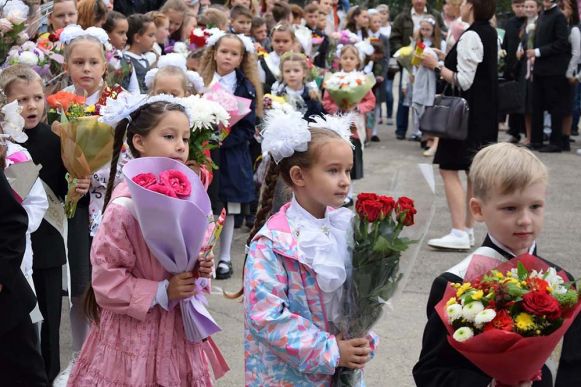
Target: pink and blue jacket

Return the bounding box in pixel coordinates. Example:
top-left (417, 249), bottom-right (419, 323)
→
top-left (244, 203), bottom-right (377, 386)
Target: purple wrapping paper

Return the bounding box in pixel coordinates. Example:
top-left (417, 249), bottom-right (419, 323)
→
top-left (123, 157), bottom-right (221, 342)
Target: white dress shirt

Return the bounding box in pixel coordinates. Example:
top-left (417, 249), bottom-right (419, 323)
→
top-left (455, 30), bottom-right (484, 91)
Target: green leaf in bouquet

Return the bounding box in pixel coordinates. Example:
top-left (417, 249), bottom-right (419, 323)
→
top-left (517, 262), bottom-right (528, 281)
top-left (506, 282), bottom-right (528, 298)
top-left (372, 235), bottom-right (390, 253)
top-left (385, 237), bottom-right (409, 252)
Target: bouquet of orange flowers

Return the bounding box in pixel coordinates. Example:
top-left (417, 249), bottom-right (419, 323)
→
top-left (48, 91), bottom-right (114, 217)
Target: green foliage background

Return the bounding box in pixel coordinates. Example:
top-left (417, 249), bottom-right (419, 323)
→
top-left (357, 1), bottom-right (513, 18)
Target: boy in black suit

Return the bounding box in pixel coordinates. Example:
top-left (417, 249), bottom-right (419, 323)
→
top-left (304, 2), bottom-right (330, 69)
top-left (414, 143), bottom-right (581, 387)
top-left (0, 149), bottom-right (48, 386)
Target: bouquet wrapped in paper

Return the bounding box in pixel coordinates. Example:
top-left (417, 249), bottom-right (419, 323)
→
top-left (436, 253), bottom-right (581, 386)
top-left (323, 71), bottom-right (375, 111)
top-left (123, 157), bottom-right (222, 343)
top-left (334, 193), bottom-right (417, 386)
top-left (202, 82), bottom-right (251, 131)
top-left (49, 91), bottom-right (114, 217)
top-left (393, 45), bottom-right (415, 73)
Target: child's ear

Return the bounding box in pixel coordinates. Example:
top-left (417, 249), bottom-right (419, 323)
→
top-left (289, 165), bottom-right (307, 187)
top-left (132, 133), bottom-right (146, 155)
top-left (469, 197), bottom-right (485, 222)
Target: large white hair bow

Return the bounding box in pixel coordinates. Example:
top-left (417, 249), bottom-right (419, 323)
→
top-left (206, 30), bottom-right (255, 54)
top-left (308, 113), bottom-right (355, 145)
top-left (59, 24), bottom-right (110, 46)
top-left (261, 109), bottom-right (311, 163)
top-left (144, 53), bottom-right (205, 92)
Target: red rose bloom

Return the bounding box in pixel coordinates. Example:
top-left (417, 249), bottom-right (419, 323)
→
top-left (522, 290), bottom-right (561, 320)
top-left (357, 193), bottom-right (379, 203)
top-left (484, 309), bottom-right (513, 332)
top-left (527, 277), bottom-right (550, 293)
top-left (377, 195), bottom-right (395, 218)
top-left (147, 184), bottom-right (177, 198)
top-left (360, 200), bottom-right (383, 222)
top-left (132, 173), bottom-right (158, 188)
top-left (160, 169), bottom-right (191, 198)
top-left (395, 196), bottom-right (417, 226)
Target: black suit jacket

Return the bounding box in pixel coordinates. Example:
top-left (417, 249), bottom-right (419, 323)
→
top-left (533, 6), bottom-right (571, 77)
top-left (502, 15), bottom-right (526, 80)
top-left (413, 236), bottom-right (581, 387)
top-left (0, 169), bottom-right (36, 336)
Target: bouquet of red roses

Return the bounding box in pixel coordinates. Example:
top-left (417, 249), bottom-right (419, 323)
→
top-left (436, 253), bottom-right (581, 386)
top-left (333, 193), bottom-right (417, 386)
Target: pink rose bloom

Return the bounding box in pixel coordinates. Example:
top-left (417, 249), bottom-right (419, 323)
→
top-left (148, 183), bottom-right (177, 198)
top-left (132, 173), bottom-right (158, 188)
top-left (160, 169), bottom-right (191, 198)
top-left (0, 18), bottom-right (13, 32)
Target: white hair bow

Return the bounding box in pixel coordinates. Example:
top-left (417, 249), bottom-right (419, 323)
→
top-left (144, 53), bottom-right (205, 92)
top-left (308, 113), bottom-right (355, 145)
top-left (206, 29), bottom-right (255, 54)
top-left (261, 108), bottom-right (311, 163)
top-left (59, 24), bottom-right (110, 46)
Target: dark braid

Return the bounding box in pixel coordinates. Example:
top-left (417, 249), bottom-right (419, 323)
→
top-left (225, 158), bottom-right (280, 299)
top-left (102, 118), bottom-right (129, 211)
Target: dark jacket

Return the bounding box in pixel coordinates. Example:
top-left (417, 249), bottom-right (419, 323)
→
top-left (533, 5), bottom-right (571, 77)
top-left (114, 0), bottom-right (166, 16)
top-left (502, 15), bottom-right (527, 80)
top-left (307, 26), bottom-right (330, 69)
top-left (23, 122), bottom-right (68, 270)
top-left (218, 69), bottom-right (257, 204)
top-left (0, 169), bottom-right (36, 336)
top-left (259, 56), bottom-right (278, 94)
top-left (413, 235), bottom-right (581, 387)
top-left (389, 7), bottom-right (445, 55)
top-left (275, 85), bottom-right (326, 122)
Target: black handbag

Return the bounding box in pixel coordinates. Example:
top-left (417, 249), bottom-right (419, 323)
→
top-left (420, 86), bottom-right (469, 141)
top-left (498, 79), bottom-right (523, 114)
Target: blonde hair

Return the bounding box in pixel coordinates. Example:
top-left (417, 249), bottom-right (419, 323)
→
top-left (77, 0), bottom-right (107, 29)
top-left (198, 8), bottom-right (229, 29)
top-left (0, 64), bottom-right (44, 97)
top-left (271, 22), bottom-right (296, 42)
top-left (340, 44), bottom-right (362, 69)
top-left (147, 11), bottom-right (169, 27)
top-left (280, 52), bottom-right (321, 101)
top-left (200, 34), bottom-right (264, 116)
top-left (150, 66), bottom-right (197, 96)
top-left (469, 143), bottom-right (548, 200)
top-left (64, 35), bottom-right (107, 62)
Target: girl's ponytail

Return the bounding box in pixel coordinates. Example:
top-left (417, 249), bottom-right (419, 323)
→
top-left (225, 158), bottom-right (280, 299)
top-left (83, 117), bottom-right (129, 323)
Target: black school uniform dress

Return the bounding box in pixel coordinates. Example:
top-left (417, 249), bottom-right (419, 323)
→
top-left (434, 21), bottom-right (498, 171)
top-left (413, 235), bottom-right (581, 387)
top-left (22, 122), bottom-right (68, 382)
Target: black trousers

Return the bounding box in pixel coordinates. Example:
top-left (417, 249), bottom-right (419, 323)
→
top-left (32, 266), bottom-right (62, 382)
top-left (0, 315), bottom-right (48, 386)
top-left (531, 75), bottom-right (571, 147)
top-left (508, 113), bottom-right (525, 138)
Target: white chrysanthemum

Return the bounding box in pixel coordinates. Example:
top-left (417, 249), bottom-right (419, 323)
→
top-left (18, 51), bottom-right (39, 65)
top-left (453, 327), bottom-right (474, 342)
top-left (183, 95), bottom-right (230, 131)
top-left (474, 309), bottom-right (496, 325)
top-left (446, 304), bottom-right (463, 323)
top-left (462, 301), bottom-right (484, 322)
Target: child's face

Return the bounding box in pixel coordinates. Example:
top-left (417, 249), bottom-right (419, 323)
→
top-left (379, 9), bottom-right (389, 24)
top-left (252, 24), bottom-right (267, 41)
top-left (231, 15), bottom-right (252, 35)
top-left (151, 74), bottom-right (187, 97)
top-left (232, 0), bottom-right (251, 8)
top-left (133, 22), bottom-right (157, 53)
top-left (369, 14), bottom-right (381, 33)
top-left (305, 11), bottom-right (319, 28)
top-left (470, 183), bottom-right (546, 256)
top-left (49, 1), bottom-right (78, 30)
top-left (294, 139), bottom-right (352, 211)
top-left (214, 37), bottom-right (244, 76)
top-left (156, 19), bottom-right (171, 44)
top-left (292, 14), bottom-right (302, 25)
top-left (420, 21), bottom-right (434, 39)
top-left (355, 11), bottom-right (369, 29)
top-left (65, 41), bottom-right (107, 95)
top-left (7, 79), bottom-right (45, 129)
top-left (187, 56), bottom-right (200, 72)
top-left (319, 0), bottom-right (332, 13)
top-left (340, 50), bottom-right (359, 72)
top-left (132, 110), bottom-right (190, 162)
top-left (317, 12), bottom-right (327, 29)
top-left (166, 8), bottom-right (184, 35)
top-left (272, 30), bottom-right (294, 55)
top-left (524, 0), bottom-right (539, 17)
top-left (109, 18), bottom-right (128, 50)
top-left (512, 1), bottom-right (526, 17)
top-left (282, 60), bottom-right (305, 90)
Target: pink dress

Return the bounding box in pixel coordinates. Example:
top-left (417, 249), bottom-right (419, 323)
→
top-left (68, 182), bottom-right (222, 387)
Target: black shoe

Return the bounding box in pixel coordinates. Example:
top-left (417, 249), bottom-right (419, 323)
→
top-left (526, 143), bottom-right (543, 150)
top-left (396, 134), bottom-right (405, 140)
top-left (539, 144), bottom-right (562, 153)
top-left (234, 214), bottom-right (243, 229)
top-left (407, 135), bottom-right (421, 142)
top-left (342, 198), bottom-right (354, 208)
top-left (562, 138), bottom-right (571, 151)
top-left (371, 135), bottom-right (380, 142)
top-left (216, 260), bottom-right (233, 280)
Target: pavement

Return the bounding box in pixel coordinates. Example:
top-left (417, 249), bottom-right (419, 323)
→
top-left (58, 122), bottom-right (581, 387)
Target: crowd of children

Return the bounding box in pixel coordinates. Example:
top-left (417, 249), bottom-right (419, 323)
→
top-left (2, 0), bottom-right (581, 386)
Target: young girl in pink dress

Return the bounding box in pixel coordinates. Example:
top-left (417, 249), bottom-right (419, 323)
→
top-left (68, 96), bottom-right (227, 386)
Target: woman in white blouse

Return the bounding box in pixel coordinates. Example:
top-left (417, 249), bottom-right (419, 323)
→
top-left (421, 0), bottom-right (499, 251)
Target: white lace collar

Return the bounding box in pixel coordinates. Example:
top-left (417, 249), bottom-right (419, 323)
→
top-left (286, 196), bottom-right (353, 293)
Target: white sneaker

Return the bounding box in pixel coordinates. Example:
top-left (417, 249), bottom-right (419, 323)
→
top-left (52, 352), bottom-right (78, 387)
top-left (428, 231), bottom-right (471, 250)
top-left (467, 229), bottom-right (475, 247)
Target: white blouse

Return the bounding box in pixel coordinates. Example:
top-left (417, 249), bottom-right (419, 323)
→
top-left (286, 196), bottom-right (353, 323)
top-left (212, 70), bottom-right (237, 94)
top-left (455, 30), bottom-right (484, 91)
top-left (567, 26), bottom-right (581, 78)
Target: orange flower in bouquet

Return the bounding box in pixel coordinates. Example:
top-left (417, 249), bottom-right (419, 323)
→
top-left (47, 91), bottom-right (86, 113)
